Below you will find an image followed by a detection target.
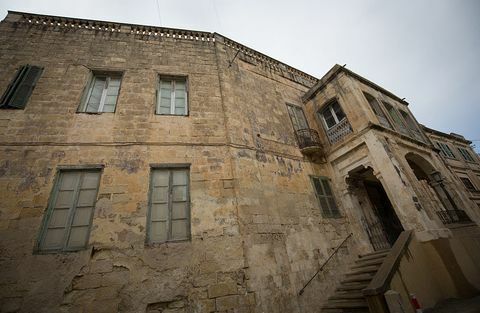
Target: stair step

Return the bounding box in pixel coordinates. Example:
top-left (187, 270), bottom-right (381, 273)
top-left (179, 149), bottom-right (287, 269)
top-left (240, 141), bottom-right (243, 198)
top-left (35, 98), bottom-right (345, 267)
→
top-left (352, 257), bottom-right (385, 269)
top-left (341, 273), bottom-right (374, 283)
top-left (322, 299), bottom-right (368, 309)
top-left (336, 282), bottom-right (368, 292)
top-left (329, 292), bottom-right (364, 300)
top-left (355, 251), bottom-right (389, 262)
top-left (358, 249), bottom-right (390, 259)
top-left (345, 265), bottom-right (380, 276)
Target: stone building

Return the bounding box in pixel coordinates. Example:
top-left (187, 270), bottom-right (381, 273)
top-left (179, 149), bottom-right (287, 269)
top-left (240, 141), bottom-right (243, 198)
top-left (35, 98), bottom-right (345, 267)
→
top-left (422, 126), bottom-right (480, 210)
top-left (0, 10), bottom-right (479, 313)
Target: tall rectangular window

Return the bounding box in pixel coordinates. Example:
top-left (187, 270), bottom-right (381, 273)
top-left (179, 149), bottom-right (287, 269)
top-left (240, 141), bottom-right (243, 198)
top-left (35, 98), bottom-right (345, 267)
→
top-left (38, 170), bottom-right (101, 252)
top-left (311, 176), bottom-right (340, 218)
top-left (0, 65), bottom-right (43, 109)
top-left (457, 147), bottom-right (476, 162)
top-left (78, 73), bottom-right (122, 113)
top-left (363, 92), bottom-right (392, 129)
top-left (148, 167), bottom-right (190, 243)
top-left (382, 102), bottom-right (409, 135)
top-left (399, 110), bottom-right (425, 142)
top-left (156, 76), bottom-right (188, 115)
top-left (435, 141), bottom-right (456, 159)
top-left (286, 104), bottom-right (309, 131)
top-left (460, 177), bottom-right (477, 191)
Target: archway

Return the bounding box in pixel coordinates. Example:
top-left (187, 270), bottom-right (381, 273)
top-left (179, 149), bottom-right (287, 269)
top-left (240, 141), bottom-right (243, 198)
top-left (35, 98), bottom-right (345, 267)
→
top-left (346, 166), bottom-right (404, 250)
top-left (405, 152), bottom-right (469, 224)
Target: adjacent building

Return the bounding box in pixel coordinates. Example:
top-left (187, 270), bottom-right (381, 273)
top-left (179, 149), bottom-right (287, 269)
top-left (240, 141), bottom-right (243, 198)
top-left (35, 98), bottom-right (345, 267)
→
top-left (0, 11), bottom-right (479, 313)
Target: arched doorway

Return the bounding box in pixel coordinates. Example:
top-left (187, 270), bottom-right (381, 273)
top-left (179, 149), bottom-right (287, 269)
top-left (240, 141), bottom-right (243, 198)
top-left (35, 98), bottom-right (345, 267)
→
top-left (347, 166), bottom-right (404, 250)
top-left (405, 152), bottom-right (471, 224)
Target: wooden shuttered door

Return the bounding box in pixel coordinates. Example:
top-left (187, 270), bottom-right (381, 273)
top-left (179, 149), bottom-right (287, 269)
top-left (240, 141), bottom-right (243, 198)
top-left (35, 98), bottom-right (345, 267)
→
top-left (149, 168), bottom-right (190, 243)
top-left (312, 176), bottom-right (340, 218)
top-left (39, 170), bottom-right (101, 252)
top-left (286, 104), bottom-right (308, 131)
top-left (0, 65), bottom-right (43, 109)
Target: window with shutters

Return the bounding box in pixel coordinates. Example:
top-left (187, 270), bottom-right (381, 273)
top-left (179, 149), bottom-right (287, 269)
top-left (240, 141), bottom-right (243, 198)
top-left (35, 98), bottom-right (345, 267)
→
top-left (310, 176), bottom-right (340, 218)
top-left (434, 141), bottom-right (456, 159)
top-left (363, 92), bottom-right (392, 129)
top-left (78, 72), bottom-right (122, 113)
top-left (148, 167), bottom-right (190, 243)
top-left (37, 170), bottom-right (101, 252)
top-left (398, 109), bottom-right (425, 142)
top-left (156, 76), bottom-right (188, 115)
top-left (459, 176), bottom-right (477, 191)
top-left (382, 102), bottom-right (409, 135)
top-left (0, 65), bottom-right (43, 109)
top-left (457, 147), bottom-right (476, 162)
top-left (286, 104), bottom-right (309, 131)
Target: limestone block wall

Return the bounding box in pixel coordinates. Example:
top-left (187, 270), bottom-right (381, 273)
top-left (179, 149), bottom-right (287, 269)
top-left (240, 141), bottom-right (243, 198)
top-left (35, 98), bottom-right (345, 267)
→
top-left (0, 13), bottom-right (250, 313)
top-left (213, 42), bottom-right (363, 312)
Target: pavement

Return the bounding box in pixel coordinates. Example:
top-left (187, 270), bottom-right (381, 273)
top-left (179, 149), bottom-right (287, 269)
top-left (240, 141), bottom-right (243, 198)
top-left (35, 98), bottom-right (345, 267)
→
top-left (427, 295), bottom-right (480, 313)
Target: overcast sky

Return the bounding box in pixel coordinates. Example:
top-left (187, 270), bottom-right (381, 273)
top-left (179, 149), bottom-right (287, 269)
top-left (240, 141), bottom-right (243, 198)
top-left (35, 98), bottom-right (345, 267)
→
top-left (0, 0), bottom-right (479, 151)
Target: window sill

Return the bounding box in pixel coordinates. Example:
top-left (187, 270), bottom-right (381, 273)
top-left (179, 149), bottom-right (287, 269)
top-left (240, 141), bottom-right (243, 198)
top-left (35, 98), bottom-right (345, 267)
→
top-left (155, 114), bottom-right (189, 117)
top-left (145, 238), bottom-right (191, 247)
top-left (76, 111), bottom-right (115, 115)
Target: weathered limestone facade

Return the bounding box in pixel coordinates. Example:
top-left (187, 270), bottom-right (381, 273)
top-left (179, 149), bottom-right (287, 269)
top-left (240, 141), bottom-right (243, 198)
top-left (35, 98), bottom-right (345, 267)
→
top-left (0, 11), bottom-right (479, 313)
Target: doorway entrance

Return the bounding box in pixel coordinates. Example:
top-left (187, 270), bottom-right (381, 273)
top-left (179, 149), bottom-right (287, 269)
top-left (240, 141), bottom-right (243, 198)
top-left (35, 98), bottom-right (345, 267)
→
top-left (347, 166), bottom-right (404, 251)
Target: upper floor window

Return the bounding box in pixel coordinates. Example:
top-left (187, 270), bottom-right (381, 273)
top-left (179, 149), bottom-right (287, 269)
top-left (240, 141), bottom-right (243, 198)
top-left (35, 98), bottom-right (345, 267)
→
top-left (286, 103), bottom-right (309, 131)
top-left (457, 147), bottom-right (476, 162)
top-left (459, 177), bottom-right (477, 192)
top-left (147, 167), bottom-right (190, 243)
top-left (78, 72), bottom-right (122, 113)
top-left (156, 76), bottom-right (188, 115)
top-left (311, 176), bottom-right (340, 218)
top-left (398, 109), bottom-right (424, 142)
top-left (0, 65), bottom-right (43, 109)
top-left (363, 92), bottom-right (392, 129)
top-left (382, 102), bottom-right (409, 135)
top-left (320, 100), bottom-right (346, 129)
top-left (319, 100), bottom-right (352, 145)
top-left (434, 141), bottom-right (456, 159)
top-left (37, 170), bottom-right (101, 252)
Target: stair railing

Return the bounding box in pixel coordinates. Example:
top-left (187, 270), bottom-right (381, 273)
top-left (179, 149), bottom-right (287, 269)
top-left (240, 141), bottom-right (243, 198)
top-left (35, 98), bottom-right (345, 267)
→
top-left (298, 232), bottom-right (353, 295)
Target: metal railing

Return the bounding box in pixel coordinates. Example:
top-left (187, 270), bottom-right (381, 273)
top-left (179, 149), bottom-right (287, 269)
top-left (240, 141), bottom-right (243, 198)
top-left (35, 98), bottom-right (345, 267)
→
top-left (364, 220), bottom-right (391, 251)
top-left (436, 209), bottom-right (472, 224)
top-left (298, 233), bottom-right (353, 295)
top-left (295, 128), bottom-right (322, 150)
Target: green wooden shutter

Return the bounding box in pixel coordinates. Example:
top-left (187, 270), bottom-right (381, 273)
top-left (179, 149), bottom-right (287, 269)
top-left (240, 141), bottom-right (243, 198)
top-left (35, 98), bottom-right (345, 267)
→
top-left (312, 177), bottom-right (339, 218)
top-left (8, 65), bottom-right (43, 109)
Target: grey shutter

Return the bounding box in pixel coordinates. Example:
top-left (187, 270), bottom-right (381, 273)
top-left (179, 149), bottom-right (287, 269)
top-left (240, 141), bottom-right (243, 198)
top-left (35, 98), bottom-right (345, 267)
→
top-left (149, 168), bottom-right (190, 243)
top-left (158, 79), bottom-right (172, 114)
top-left (2, 65), bottom-right (43, 109)
top-left (174, 79), bottom-right (187, 115)
top-left (40, 170), bottom-right (100, 251)
top-left (103, 76), bottom-right (121, 112)
top-left (312, 177), bottom-right (339, 218)
top-left (0, 66), bottom-right (28, 107)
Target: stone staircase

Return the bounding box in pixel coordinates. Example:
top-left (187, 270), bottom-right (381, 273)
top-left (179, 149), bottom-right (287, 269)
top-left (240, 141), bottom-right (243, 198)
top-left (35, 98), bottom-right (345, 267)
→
top-left (320, 249), bottom-right (391, 313)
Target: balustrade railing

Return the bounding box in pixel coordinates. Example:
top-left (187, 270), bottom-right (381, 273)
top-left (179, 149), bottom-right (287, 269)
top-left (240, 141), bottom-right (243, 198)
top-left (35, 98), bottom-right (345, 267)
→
top-left (326, 118), bottom-right (352, 145)
top-left (436, 209), bottom-right (472, 224)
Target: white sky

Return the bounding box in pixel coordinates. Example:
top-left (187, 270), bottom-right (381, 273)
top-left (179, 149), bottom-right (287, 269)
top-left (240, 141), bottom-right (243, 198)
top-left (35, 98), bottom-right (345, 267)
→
top-left (0, 0), bottom-right (479, 151)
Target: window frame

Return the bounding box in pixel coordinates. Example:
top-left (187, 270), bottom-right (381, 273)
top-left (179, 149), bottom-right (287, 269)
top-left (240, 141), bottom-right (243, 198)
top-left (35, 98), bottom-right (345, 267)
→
top-left (0, 64), bottom-right (43, 110)
top-left (362, 92), bottom-right (393, 129)
top-left (457, 147), bottom-right (476, 163)
top-left (77, 71), bottom-right (123, 114)
top-left (156, 75), bottom-right (189, 116)
top-left (435, 141), bottom-right (457, 159)
top-left (146, 164), bottom-right (191, 244)
top-left (459, 176), bottom-right (477, 192)
top-left (35, 167), bottom-right (103, 254)
top-left (310, 175), bottom-right (341, 218)
top-left (319, 99), bottom-right (347, 130)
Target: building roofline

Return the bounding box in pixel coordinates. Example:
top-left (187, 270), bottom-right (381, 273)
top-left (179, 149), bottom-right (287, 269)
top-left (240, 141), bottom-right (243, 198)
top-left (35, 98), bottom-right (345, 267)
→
top-left (302, 64), bottom-right (409, 106)
top-left (421, 124), bottom-right (472, 144)
top-left (4, 10), bottom-right (318, 86)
